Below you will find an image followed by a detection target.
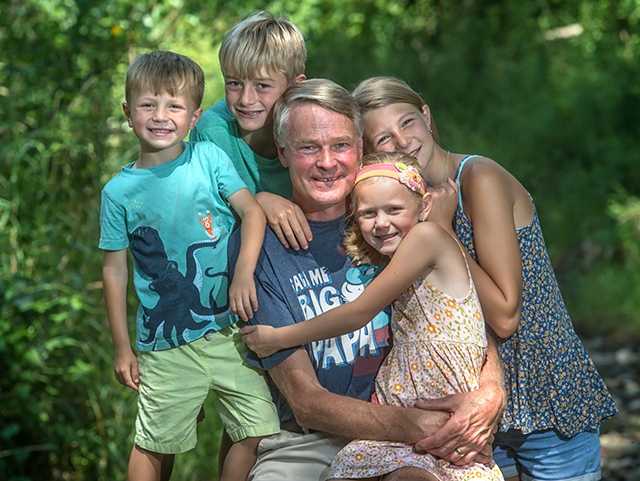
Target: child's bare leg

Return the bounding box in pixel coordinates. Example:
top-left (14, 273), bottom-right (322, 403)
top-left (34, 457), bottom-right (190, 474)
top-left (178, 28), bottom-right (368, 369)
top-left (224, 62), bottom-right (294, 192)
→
top-left (160, 454), bottom-right (175, 481)
top-left (218, 437), bottom-right (262, 481)
top-left (128, 445), bottom-right (175, 481)
top-left (218, 431), bottom-right (233, 476)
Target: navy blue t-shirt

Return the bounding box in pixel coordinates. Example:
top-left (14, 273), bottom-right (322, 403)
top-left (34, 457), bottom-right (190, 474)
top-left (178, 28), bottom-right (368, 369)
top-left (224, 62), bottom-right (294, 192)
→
top-left (236, 216), bottom-right (391, 424)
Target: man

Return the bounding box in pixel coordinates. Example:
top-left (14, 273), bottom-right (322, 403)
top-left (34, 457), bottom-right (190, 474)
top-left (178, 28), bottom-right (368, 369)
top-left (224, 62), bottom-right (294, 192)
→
top-left (242, 78), bottom-right (504, 480)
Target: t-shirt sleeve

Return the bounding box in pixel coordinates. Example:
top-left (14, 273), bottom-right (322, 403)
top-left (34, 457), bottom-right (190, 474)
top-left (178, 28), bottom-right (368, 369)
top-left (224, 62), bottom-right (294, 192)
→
top-left (245, 243), bottom-right (300, 370)
top-left (98, 189), bottom-right (128, 251)
top-left (211, 145), bottom-right (248, 200)
top-left (190, 102), bottom-right (236, 156)
top-left (190, 119), bottom-right (231, 149)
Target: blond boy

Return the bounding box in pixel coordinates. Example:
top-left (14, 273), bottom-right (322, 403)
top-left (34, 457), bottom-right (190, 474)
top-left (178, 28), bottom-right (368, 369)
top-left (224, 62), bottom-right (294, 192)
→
top-left (100, 51), bottom-right (278, 481)
top-left (191, 11), bottom-right (313, 250)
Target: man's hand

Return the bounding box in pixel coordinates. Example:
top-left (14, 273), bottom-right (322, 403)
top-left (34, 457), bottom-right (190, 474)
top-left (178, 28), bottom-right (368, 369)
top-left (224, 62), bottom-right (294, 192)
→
top-left (240, 324), bottom-right (282, 357)
top-left (256, 192), bottom-right (312, 250)
top-left (229, 271), bottom-right (259, 321)
top-left (426, 178), bottom-right (457, 234)
top-left (114, 346), bottom-right (139, 391)
top-left (413, 382), bottom-right (504, 465)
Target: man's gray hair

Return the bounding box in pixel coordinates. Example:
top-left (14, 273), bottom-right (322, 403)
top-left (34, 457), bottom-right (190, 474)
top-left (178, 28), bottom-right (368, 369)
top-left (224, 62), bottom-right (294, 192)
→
top-left (273, 78), bottom-right (362, 147)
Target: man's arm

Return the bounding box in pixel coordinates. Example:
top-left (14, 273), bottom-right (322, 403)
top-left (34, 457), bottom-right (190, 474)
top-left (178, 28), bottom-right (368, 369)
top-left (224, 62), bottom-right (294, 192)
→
top-left (268, 349), bottom-right (449, 442)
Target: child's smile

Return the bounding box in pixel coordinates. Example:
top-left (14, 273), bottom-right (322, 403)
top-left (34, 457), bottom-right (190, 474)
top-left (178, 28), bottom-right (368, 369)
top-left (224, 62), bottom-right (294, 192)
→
top-left (125, 89), bottom-right (201, 165)
top-left (355, 177), bottom-right (423, 257)
top-left (224, 69), bottom-right (290, 137)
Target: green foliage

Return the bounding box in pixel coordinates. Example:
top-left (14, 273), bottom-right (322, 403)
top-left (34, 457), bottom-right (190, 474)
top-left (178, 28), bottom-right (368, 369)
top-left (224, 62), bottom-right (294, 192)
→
top-left (1, 0), bottom-right (639, 479)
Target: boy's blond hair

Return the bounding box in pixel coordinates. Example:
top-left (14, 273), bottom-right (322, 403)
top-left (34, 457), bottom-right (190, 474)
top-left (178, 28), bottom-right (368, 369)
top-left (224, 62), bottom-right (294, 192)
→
top-left (219, 11), bottom-right (306, 81)
top-left (125, 50), bottom-right (205, 108)
top-left (344, 152), bottom-right (425, 266)
top-left (353, 76), bottom-right (439, 142)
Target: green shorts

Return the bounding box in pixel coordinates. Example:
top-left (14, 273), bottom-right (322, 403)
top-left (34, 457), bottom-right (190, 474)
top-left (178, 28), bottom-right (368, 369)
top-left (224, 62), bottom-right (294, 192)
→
top-left (135, 326), bottom-right (279, 454)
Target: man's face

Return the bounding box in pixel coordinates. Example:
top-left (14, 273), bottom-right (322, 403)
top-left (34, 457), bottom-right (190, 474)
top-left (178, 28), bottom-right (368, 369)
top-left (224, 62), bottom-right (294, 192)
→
top-left (278, 103), bottom-right (362, 221)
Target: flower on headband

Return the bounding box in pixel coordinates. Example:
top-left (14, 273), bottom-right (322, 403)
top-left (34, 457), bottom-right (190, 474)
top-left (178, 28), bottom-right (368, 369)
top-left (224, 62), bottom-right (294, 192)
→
top-left (395, 162), bottom-right (425, 195)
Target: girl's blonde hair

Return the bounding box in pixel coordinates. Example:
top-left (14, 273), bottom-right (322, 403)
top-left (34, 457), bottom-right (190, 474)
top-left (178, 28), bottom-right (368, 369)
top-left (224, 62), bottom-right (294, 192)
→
top-left (344, 151), bottom-right (425, 266)
top-left (352, 76), bottom-right (439, 143)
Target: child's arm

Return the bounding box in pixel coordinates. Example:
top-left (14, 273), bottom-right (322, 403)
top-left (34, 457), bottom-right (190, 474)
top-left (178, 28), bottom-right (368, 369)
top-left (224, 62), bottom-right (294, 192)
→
top-left (242, 222), bottom-right (447, 357)
top-left (256, 191), bottom-right (313, 250)
top-left (228, 189), bottom-right (267, 321)
top-left (461, 161), bottom-right (523, 338)
top-left (102, 249), bottom-right (138, 391)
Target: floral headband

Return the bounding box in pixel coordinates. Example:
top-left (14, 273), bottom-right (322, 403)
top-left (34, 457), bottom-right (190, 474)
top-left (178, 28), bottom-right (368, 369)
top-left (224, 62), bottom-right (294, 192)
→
top-left (354, 162), bottom-right (427, 197)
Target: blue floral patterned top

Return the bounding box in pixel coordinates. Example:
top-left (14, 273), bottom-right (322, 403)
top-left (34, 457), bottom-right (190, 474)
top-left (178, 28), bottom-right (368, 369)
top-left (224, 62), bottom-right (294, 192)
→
top-left (453, 155), bottom-right (617, 437)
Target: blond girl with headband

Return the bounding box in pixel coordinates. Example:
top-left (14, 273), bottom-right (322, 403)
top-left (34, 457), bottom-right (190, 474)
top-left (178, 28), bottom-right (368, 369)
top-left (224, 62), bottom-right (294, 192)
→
top-left (353, 77), bottom-right (616, 481)
top-left (242, 152), bottom-right (504, 481)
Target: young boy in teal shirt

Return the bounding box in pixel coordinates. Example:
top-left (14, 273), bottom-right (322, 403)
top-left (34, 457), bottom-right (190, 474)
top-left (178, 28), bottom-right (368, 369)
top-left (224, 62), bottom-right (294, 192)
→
top-left (99, 50), bottom-right (278, 481)
top-left (191, 11), bottom-right (313, 251)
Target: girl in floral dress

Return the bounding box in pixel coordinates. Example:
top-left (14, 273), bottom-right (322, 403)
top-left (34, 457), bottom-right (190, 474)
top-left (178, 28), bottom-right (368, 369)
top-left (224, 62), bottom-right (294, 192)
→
top-left (243, 152), bottom-right (504, 481)
top-left (352, 76), bottom-right (617, 481)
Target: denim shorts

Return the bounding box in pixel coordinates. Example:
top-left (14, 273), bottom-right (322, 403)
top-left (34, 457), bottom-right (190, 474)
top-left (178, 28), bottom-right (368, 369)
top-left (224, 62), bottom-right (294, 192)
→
top-left (493, 429), bottom-right (601, 481)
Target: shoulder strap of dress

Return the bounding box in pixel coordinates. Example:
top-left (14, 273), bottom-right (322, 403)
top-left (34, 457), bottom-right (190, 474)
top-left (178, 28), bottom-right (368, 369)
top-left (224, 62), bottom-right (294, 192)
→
top-left (440, 229), bottom-right (474, 296)
top-left (453, 155), bottom-right (481, 210)
top-left (454, 235), bottom-right (474, 294)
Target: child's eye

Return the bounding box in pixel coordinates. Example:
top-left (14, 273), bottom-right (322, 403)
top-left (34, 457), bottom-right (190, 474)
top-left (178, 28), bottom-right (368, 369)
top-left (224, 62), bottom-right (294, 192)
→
top-left (401, 117), bottom-right (415, 128)
top-left (169, 104), bottom-right (185, 111)
top-left (225, 80), bottom-right (241, 89)
top-left (257, 83), bottom-right (272, 90)
top-left (359, 211), bottom-right (376, 220)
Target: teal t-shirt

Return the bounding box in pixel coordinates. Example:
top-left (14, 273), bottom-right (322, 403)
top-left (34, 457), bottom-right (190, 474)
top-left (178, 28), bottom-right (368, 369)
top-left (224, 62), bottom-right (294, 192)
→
top-left (190, 100), bottom-right (292, 198)
top-left (99, 141), bottom-right (246, 352)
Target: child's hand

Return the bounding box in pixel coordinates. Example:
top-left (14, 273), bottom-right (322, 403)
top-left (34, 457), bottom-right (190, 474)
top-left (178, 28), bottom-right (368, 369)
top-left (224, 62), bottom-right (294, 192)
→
top-left (256, 192), bottom-right (313, 250)
top-left (240, 325), bottom-right (280, 358)
top-left (428, 178), bottom-right (458, 233)
top-left (229, 271), bottom-right (259, 322)
top-left (113, 347), bottom-right (139, 391)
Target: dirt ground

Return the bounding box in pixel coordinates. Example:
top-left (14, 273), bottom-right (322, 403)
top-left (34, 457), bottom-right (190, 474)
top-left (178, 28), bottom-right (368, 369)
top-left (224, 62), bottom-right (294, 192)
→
top-left (589, 340), bottom-right (640, 480)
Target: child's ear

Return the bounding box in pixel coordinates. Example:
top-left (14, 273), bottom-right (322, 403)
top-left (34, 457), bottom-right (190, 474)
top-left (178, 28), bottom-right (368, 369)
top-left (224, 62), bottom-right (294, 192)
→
top-left (189, 107), bottom-right (203, 129)
top-left (122, 102), bottom-right (133, 128)
top-left (419, 192), bottom-right (433, 221)
top-left (293, 73), bottom-right (306, 85)
top-left (420, 104), bottom-right (433, 134)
